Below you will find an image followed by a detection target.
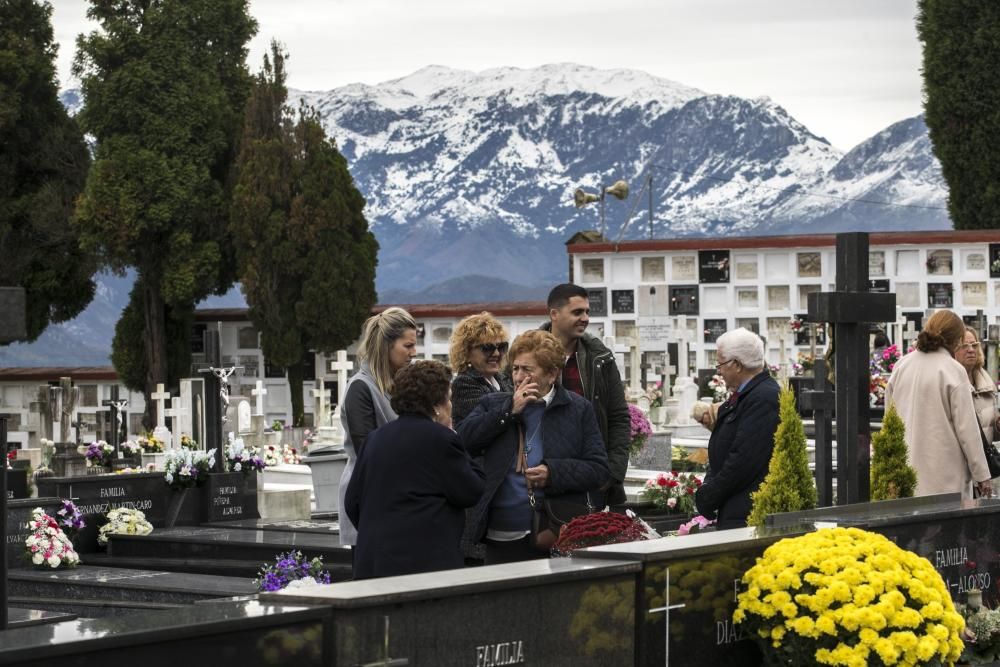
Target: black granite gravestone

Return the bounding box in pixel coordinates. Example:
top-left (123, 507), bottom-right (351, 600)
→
top-left (699, 250), bottom-right (730, 283)
top-left (612, 289), bottom-right (635, 314)
top-left (799, 358), bottom-right (835, 506)
top-left (5, 498), bottom-right (63, 568)
top-left (808, 233), bottom-right (895, 504)
top-left (6, 469), bottom-right (27, 500)
top-left (202, 472), bottom-right (258, 522)
top-left (586, 288), bottom-right (607, 317)
top-left (669, 285), bottom-right (699, 316)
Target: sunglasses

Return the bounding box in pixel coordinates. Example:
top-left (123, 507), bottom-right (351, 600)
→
top-left (477, 342), bottom-right (509, 356)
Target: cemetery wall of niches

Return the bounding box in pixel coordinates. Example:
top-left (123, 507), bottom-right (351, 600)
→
top-left (574, 242), bottom-right (1000, 366)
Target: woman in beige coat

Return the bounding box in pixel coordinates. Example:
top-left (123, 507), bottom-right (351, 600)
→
top-left (886, 310), bottom-right (992, 499)
top-left (956, 326), bottom-right (999, 443)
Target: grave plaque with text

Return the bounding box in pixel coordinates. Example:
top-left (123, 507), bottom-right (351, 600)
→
top-left (927, 283), bottom-right (954, 309)
top-left (586, 288), bottom-right (607, 317)
top-left (698, 250), bottom-right (730, 283)
top-left (202, 472), bottom-right (257, 522)
top-left (611, 289), bottom-right (635, 314)
top-left (703, 319), bottom-right (727, 343)
top-left (669, 286), bottom-right (699, 316)
top-left (868, 279), bottom-right (890, 293)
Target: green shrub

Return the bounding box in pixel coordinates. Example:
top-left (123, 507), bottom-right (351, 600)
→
top-left (870, 402), bottom-right (917, 500)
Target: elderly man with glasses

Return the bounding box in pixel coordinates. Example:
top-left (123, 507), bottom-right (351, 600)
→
top-left (695, 327), bottom-right (780, 529)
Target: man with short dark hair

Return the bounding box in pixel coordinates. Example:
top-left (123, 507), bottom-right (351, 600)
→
top-left (541, 283), bottom-right (630, 505)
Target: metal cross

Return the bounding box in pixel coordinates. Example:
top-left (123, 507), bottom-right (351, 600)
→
top-left (209, 366), bottom-right (240, 423)
top-left (647, 568), bottom-right (685, 665)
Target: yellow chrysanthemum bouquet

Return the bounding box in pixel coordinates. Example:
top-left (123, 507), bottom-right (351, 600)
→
top-left (735, 527), bottom-right (965, 666)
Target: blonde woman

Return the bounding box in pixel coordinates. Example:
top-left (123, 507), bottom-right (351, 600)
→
top-left (956, 326), bottom-right (1000, 445)
top-left (449, 312), bottom-right (513, 427)
top-left (338, 307), bottom-right (418, 548)
top-left (886, 310), bottom-right (992, 499)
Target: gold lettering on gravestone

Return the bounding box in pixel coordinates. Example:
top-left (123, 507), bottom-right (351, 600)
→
top-left (99, 487), bottom-right (127, 498)
top-left (474, 640), bottom-right (525, 666)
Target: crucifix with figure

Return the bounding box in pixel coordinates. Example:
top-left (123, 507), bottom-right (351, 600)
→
top-left (101, 385), bottom-right (128, 459)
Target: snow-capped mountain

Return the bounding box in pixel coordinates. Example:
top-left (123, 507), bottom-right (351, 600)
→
top-left (10, 65), bottom-right (948, 366)
top-left (290, 64), bottom-right (948, 293)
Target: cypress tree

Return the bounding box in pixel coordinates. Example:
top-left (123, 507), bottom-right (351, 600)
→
top-left (231, 43), bottom-right (378, 425)
top-left (918, 0), bottom-right (1000, 229)
top-left (747, 387), bottom-right (817, 527)
top-left (0, 0), bottom-right (94, 340)
top-left (870, 402), bottom-right (917, 501)
top-left (72, 0), bottom-right (257, 423)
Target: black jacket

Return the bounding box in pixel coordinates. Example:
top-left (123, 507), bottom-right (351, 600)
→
top-left (540, 323), bottom-right (630, 503)
top-left (694, 370), bottom-right (780, 529)
top-left (457, 387), bottom-right (610, 543)
top-left (451, 368), bottom-right (513, 427)
top-left (345, 414), bottom-right (485, 579)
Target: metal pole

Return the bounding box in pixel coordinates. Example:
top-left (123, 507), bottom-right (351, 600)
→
top-left (648, 172), bottom-right (654, 239)
top-left (1, 416), bottom-right (9, 630)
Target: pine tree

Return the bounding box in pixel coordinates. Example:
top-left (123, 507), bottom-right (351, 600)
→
top-left (747, 387), bottom-right (818, 527)
top-left (918, 0), bottom-right (1000, 229)
top-left (72, 0), bottom-right (257, 423)
top-left (870, 402), bottom-right (917, 500)
top-left (231, 43), bottom-right (378, 425)
top-left (0, 0), bottom-right (95, 340)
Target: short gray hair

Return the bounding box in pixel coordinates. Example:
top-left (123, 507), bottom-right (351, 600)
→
top-left (716, 327), bottom-right (765, 371)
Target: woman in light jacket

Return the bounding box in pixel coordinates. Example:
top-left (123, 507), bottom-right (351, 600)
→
top-left (886, 310), bottom-right (993, 499)
top-left (338, 307), bottom-right (417, 548)
top-left (956, 326), bottom-right (999, 445)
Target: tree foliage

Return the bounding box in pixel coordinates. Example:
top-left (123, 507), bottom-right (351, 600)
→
top-left (231, 42), bottom-right (378, 425)
top-left (918, 0), bottom-right (1000, 228)
top-left (748, 387), bottom-right (818, 527)
top-left (72, 0), bottom-right (256, 412)
top-left (0, 0), bottom-right (94, 341)
top-left (870, 402), bottom-right (917, 501)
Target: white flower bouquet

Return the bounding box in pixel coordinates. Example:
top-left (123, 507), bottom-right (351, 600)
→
top-left (97, 507), bottom-right (153, 546)
top-left (25, 507), bottom-right (80, 568)
top-left (163, 447), bottom-right (217, 489)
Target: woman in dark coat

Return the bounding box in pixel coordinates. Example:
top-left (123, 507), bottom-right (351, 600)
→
top-left (457, 330), bottom-right (609, 564)
top-left (694, 327), bottom-right (780, 529)
top-left (345, 361), bottom-right (485, 579)
top-left (449, 311), bottom-right (514, 427)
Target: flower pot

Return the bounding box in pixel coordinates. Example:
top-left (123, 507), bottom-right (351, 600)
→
top-left (164, 487), bottom-right (190, 528)
top-left (648, 406), bottom-right (666, 426)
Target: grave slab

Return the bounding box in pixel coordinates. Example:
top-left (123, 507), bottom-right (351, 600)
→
top-left (7, 607), bottom-right (77, 629)
top-left (267, 558), bottom-right (640, 666)
top-left (207, 518), bottom-right (339, 535)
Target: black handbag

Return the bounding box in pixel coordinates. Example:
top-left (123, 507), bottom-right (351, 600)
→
top-left (977, 425), bottom-right (1000, 479)
top-left (518, 427), bottom-right (594, 552)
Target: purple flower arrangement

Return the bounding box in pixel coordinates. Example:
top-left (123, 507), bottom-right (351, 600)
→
top-left (56, 499), bottom-right (85, 535)
top-left (255, 550), bottom-right (331, 592)
top-left (77, 441), bottom-right (113, 467)
top-left (628, 403), bottom-right (653, 455)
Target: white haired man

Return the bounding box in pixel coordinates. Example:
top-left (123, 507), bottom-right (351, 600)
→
top-left (694, 327), bottom-right (780, 529)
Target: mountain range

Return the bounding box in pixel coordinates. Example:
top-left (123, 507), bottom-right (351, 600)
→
top-left (0, 63), bottom-right (949, 366)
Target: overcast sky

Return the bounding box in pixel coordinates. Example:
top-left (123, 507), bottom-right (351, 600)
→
top-left (49, 0), bottom-right (924, 150)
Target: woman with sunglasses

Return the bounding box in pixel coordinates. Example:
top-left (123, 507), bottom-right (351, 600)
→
top-left (956, 327), bottom-right (1000, 451)
top-left (449, 312), bottom-right (514, 427)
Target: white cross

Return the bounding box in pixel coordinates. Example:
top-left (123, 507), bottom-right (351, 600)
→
top-left (902, 318), bottom-right (920, 351)
top-left (648, 568), bottom-right (686, 665)
top-left (151, 383), bottom-right (171, 429)
top-left (164, 397), bottom-right (188, 429)
top-left (671, 316), bottom-right (695, 380)
top-left (329, 350), bottom-right (354, 407)
top-left (252, 380), bottom-right (268, 416)
top-left (312, 380), bottom-right (331, 426)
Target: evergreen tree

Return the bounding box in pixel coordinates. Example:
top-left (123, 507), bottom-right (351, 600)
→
top-left (918, 1), bottom-right (1000, 229)
top-left (747, 387), bottom-right (817, 527)
top-left (0, 0), bottom-right (94, 340)
top-left (72, 0), bottom-right (257, 420)
top-left (870, 402), bottom-right (917, 500)
top-left (231, 43), bottom-right (378, 425)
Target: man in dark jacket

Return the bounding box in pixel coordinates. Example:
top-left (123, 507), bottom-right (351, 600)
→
top-left (541, 283), bottom-right (630, 506)
top-left (695, 327), bottom-right (780, 529)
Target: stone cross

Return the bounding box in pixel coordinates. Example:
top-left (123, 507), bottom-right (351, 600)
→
top-left (151, 383), bottom-right (171, 429)
top-left (901, 319), bottom-right (919, 352)
top-left (252, 380), bottom-right (267, 417)
top-left (312, 379), bottom-right (332, 427)
top-left (800, 357), bottom-right (835, 506)
top-left (56, 377), bottom-right (79, 444)
top-left (647, 568), bottom-right (686, 664)
top-left (807, 232), bottom-right (895, 505)
top-left (329, 350), bottom-right (354, 408)
top-left (164, 397), bottom-right (189, 447)
top-left (178, 379), bottom-right (199, 447)
top-left (671, 316), bottom-right (695, 380)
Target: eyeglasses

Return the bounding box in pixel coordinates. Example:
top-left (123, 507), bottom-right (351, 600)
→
top-left (960, 342), bottom-right (982, 350)
top-left (477, 342), bottom-right (509, 356)
top-left (715, 358), bottom-right (736, 371)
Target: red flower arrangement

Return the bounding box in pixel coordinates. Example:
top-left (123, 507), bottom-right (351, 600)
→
top-left (551, 510), bottom-right (659, 556)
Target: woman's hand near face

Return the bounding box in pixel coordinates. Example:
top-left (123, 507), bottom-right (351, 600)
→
top-left (512, 375), bottom-right (538, 414)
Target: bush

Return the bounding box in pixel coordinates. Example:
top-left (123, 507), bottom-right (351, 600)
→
top-left (870, 402), bottom-right (917, 501)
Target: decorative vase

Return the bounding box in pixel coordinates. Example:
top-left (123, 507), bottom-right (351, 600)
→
top-left (164, 487), bottom-right (190, 528)
top-left (648, 406), bottom-right (666, 426)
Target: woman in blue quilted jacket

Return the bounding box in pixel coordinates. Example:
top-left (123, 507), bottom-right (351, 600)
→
top-left (457, 330), bottom-right (609, 564)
